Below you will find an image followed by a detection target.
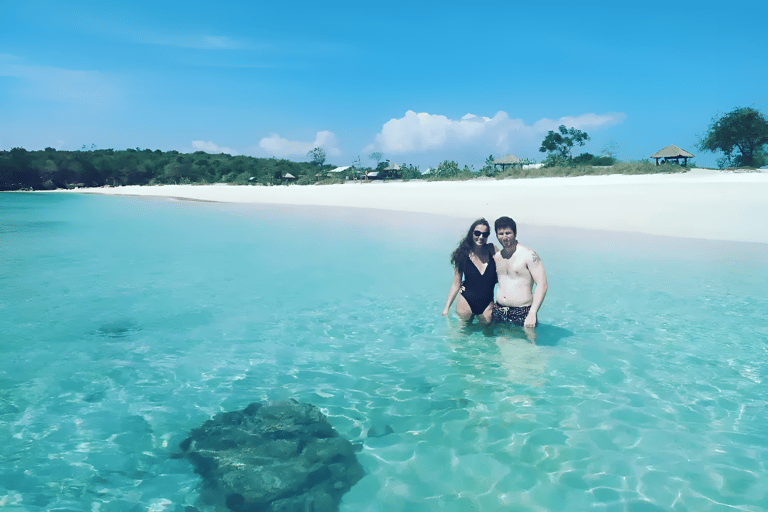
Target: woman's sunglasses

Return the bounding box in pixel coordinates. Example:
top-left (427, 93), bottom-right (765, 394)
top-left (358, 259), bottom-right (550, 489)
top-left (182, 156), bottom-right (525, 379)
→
top-left (473, 230), bottom-right (489, 238)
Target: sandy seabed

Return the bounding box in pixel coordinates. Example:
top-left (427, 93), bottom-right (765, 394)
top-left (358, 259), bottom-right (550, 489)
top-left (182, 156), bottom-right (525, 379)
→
top-left (59, 168), bottom-right (768, 244)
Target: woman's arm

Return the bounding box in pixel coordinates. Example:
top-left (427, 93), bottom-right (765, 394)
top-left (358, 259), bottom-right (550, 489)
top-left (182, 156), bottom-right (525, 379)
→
top-left (442, 267), bottom-right (462, 316)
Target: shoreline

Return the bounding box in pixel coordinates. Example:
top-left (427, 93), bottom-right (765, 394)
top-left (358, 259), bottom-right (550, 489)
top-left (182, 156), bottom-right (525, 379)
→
top-left (41, 168), bottom-right (768, 244)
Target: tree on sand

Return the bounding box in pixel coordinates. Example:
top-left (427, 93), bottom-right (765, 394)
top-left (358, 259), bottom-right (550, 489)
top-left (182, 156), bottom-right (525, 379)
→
top-left (698, 107), bottom-right (768, 168)
top-left (307, 147), bottom-right (326, 166)
top-left (539, 125), bottom-right (590, 160)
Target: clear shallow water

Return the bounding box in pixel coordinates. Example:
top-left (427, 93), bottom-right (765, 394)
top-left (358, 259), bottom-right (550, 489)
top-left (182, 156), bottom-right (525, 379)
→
top-left (1, 192), bottom-right (767, 512)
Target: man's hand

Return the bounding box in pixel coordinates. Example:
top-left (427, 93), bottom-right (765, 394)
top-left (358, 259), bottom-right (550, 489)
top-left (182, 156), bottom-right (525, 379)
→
top-left (524, 311), bottom-right (537, 328)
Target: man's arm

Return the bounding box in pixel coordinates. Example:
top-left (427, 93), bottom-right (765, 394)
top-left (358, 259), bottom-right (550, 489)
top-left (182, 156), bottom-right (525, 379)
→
top-left (524, 251), bottom-right (548, 328)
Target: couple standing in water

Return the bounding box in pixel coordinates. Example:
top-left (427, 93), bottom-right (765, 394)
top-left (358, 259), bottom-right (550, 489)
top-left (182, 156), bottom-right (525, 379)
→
top-left (442, 217), bottom-right (547, 329)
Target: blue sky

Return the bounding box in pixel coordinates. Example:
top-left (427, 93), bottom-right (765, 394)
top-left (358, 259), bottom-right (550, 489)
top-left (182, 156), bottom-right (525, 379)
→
top-left (2, 0), bottom-right (766, 169)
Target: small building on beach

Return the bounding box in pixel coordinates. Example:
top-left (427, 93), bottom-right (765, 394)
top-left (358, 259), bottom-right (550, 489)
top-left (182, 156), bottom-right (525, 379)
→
top-left (283, 173), bottom-right (296, 183)
top-left (381, 163), bottom-right (401, 178)
top-left (328, 166), bottom-right (352, 180)
top-left (492, 154), bottom-right (521, 171)
top-left (650, 145), bottom-right (694, 166)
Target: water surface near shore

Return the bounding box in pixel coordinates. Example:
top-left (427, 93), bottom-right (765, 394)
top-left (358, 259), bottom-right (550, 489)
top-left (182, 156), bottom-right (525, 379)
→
top-left (2, 193), bottom-right (767, 511)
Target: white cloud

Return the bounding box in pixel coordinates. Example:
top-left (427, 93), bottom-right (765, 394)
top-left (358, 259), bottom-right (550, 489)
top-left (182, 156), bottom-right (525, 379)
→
top-left (51, 7), bottom-right (254, 51)
top-left (531, 112), bottom-right (627, 132)
top-left (366, 110), bottom-right (626, 156)
top-left (191, 141), bottom-right (237, 155)
top-left (258, 131), bottom-right (342, 158)
top-left (0, 54), bottom-right (118, 106)
top-left (198, 35), bottom-right (246, 50)
top-left (140, 32), bottom-right (252, 50)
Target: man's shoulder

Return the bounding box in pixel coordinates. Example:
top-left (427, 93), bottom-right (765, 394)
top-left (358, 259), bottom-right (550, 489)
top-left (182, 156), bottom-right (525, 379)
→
top-left (518, 244), bottom-right (541, 262)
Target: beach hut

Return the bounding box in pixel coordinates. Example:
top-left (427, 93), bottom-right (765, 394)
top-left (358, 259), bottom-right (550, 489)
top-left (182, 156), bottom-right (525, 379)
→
top-left (329, 165), bottom-right (352, 180)
top-left (492, 154), bottom-right (521, 171)
top-left (650, 145), bottom-right (694, 166)
top-left (283, 173), bottom-right (296, 183)
top-left (381, 163), bottom-right (400, 179)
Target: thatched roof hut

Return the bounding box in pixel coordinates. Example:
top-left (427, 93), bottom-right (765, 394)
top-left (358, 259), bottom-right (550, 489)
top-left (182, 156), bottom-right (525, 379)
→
top-left (492, 154), bottom-right (521, 170)
top-left (650, 145), bottom-right (694, 166)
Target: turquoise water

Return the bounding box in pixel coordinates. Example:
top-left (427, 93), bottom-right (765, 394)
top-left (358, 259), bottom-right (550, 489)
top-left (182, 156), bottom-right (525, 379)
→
top-left (1, 192), bottom-right (767, 512)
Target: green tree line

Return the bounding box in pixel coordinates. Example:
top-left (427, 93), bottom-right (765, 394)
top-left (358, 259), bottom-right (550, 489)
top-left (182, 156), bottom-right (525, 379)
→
top-left (4, 106), bottom-right (764, 191)
top-left (0, 147), bottom-right (339, 191)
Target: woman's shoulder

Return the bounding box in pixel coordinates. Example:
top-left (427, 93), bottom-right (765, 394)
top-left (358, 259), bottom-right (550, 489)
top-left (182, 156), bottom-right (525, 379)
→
top-left (486, 243), bottom-right (498, 255)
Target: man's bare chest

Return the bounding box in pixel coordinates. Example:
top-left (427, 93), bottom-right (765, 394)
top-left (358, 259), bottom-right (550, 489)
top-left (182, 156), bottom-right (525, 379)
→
top-left (495, 256), bottom-right (528, 277)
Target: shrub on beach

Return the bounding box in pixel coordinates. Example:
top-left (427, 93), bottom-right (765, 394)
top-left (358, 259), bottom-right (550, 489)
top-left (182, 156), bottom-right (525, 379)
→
top-left (552, 160), bottom-right (687, 177)
top-left (315, 177), bottom-right (345, 185)
top-left (571, 153), bottom-right (616, 166)
top-left (542, 152), bottom-right (616, 168)
top-left (221, 171), bottom-right (252, 185)
top-left (494, 160), bottom-right (689, 179)
top-left (296, 175), bottom-right (314, 185)
top-left (541, 153), bottom-right (570, 168)
top-left (592, 156), bottom-right (616, 166)
top-left (426, 160), bottom-right (476, 181)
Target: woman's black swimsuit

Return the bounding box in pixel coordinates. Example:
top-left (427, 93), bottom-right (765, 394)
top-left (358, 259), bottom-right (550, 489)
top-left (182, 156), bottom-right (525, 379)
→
top-left (461, 250), bottom-right (497, 315)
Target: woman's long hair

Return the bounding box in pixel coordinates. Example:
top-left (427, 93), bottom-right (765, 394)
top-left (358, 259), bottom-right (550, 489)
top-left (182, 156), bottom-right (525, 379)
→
top-left (450, 218), bottom-right (490, 272)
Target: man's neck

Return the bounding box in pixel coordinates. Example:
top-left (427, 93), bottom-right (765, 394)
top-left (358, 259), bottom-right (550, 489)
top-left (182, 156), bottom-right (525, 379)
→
top-left (501, 242), bottom-right (517, 258)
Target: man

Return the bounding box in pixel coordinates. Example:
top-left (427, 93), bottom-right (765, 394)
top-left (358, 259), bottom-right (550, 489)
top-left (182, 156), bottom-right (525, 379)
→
top-left (492, 217), bottom-right (547, 328)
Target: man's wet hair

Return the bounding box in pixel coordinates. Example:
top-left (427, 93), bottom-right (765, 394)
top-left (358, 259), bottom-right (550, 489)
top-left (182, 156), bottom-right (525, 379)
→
top-left (494, 216), bottom-right (517, 235)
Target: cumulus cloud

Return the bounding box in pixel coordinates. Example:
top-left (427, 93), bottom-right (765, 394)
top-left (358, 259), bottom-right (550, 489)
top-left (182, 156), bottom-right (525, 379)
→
top-left (258, 131), bottom-right (342, 158)
top-left (366, 110), bottom-right (626, 156)
top-left (191, 140), bottom-right (237, 155)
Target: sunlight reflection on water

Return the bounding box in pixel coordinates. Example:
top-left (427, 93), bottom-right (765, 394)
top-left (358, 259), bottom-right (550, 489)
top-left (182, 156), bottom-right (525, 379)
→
top-left (1, 192), bottom-right (767, 511)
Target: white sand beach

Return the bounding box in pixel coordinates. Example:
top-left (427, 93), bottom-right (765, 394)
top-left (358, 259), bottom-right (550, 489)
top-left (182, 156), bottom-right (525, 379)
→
top-left (66, 168), bottom-right (768, 244)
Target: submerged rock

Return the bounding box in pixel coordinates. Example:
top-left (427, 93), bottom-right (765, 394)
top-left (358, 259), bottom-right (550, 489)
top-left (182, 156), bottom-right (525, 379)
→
top-left (96, 319), bottom-right (139, 338)
top-left (179, 399), bottom-right (365, 512)
top-left (366, 424), bottom-right (394, 438)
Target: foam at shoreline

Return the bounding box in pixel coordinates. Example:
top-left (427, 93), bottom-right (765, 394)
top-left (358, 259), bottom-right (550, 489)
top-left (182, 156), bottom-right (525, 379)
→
top-left (53, 169), bottom-right (768, 243)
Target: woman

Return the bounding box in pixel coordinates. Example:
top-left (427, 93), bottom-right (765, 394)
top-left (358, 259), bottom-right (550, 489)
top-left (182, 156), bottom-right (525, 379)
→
top-left (441, 218), bottom-right (497, 323)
